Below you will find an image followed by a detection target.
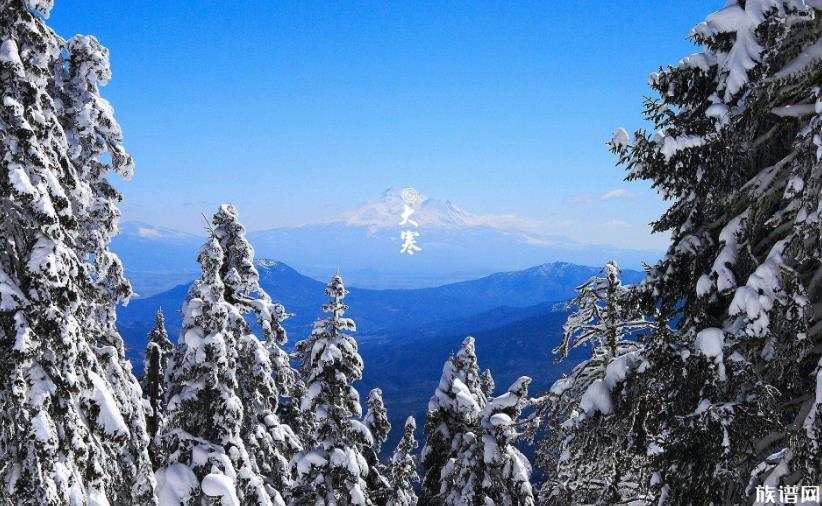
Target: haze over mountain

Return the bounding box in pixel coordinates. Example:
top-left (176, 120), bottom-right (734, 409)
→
top-left (112, 188), bottom-right (661, 296)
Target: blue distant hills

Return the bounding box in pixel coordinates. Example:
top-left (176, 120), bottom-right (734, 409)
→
top-left (117, 259), bottom-right (644, 451)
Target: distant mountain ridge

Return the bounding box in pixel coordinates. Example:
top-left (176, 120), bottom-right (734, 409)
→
top-left (112, 188), bottom-right (660, 295)
top-left (117, 259), bottom-right (643, 371)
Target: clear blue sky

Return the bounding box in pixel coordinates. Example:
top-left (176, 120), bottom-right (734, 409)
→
top-left (50, 1), bottom-right (718, 249)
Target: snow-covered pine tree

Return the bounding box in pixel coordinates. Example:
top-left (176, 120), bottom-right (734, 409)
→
top-left (420, 336), bottom-right (487, 505)
top-left (278, 374), bottom-right (316, 451)
top-left (608, 1), bottom-right (822, 502)
top-left (387, 417), bottom-right (419, 506)
top-left (364, 389), bottom-right (391, 455)
top-left (363, 388), bottom-right (391, 504)
top-left (156, 238), bottom-right (272, 505)
top-left (481, 368), bottom-right (495, 399)
top-left (290, 273), bottom-right (373, 505)
top-left (211, 204), bottom-right (302, 497)
top-left (141, 308), bottom-right (172, 463)
top-left (0, 2), bottom-right (155, 503)
top-left (442, 376), bottom-right (535, 506)
top-left (536, 261), bottom-right (653, 504)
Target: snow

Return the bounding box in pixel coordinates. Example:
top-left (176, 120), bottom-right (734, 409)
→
top-left (294, 451), bottom-right (327, 475)
top-left (350, 484), bottom-right (366, 505)
top-left (155, 464), bottom-right (198, 505)
top-left (8, 164), bottom-right (38, 199)
top-left (30, 411), bottom-right (55, 443)
top-left (729, 240), bottom-right (787, 336)
top-left (87, 372), bottom-right (130, 437)
top-left (692, 0), bottom-right (770, 101)
top-left (704, 210), bottom-right (749, 295)
top-left (656, 133), bottom-right (706, 161)
top-left (603, 352), bottom-right (641, 389)
top-left (549, 376), bottom-right (573, 396)
top-left (772, 39), bottom-right (822, 79)
top-left (25, 0), bottom-right (55, 17)
top-left (771, 103), bottom-right (817, 117)
top-left (201, 473), bottom-right (240, 506)
top-left (0, 267), bottom-right (26, 311)
top-left (580, 379), bottom-right (613, 416)
top-left (86, 490), bottom-right (111, 506)
top-left (612, 128), bottom-right (629, 148)
top-left (0, 39), bottom-right (22, 66)
top-left (694, 328), bottom-right (724, 358)
top-left (489, 413), bottom-right (513, 427)
top-left (696, 274), bottom-right (713, 297)
top-left (680, 52), bottom-right (716, 72)
top-left (804, 358), bottom-right (822, 437)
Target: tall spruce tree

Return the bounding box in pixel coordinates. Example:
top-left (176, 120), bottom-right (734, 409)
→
top-left (480, 369), bottom-right (495, 399)
top-left (442, 376), bottom-right (535, 506)
top-left (387, 417), bottom-right (419, 506)
top-left (420, 336), bottom-right (487, 505)
top-left (537, 261), bottom-right (653, 504)
top-left (211, 204), bottom-right (302, 498)
top-left (141, 308), bottom-right (172, 464)
top-left (0, 1), bottom-right (155, 503)
top-left (363, 388), bottom-right (392, 505)
top-left (603, 1), bottom-right (821, 502)
top-left (290, 273), bottom-right (374, 504)
top-left (156, 237), bottom-right (272, 505)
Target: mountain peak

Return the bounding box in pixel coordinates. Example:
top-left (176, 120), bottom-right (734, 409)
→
top-left (343, 188), bottom-right (478, 229)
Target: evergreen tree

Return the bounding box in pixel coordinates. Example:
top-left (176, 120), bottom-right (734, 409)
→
top-left (0, 1), bottom-right (155, 503)
top-left (364, 388), bottom-right (391, 504)
top-left (156, 238), bottom-right (273, 505)
top-left (387, 417), bottom-right (419, 506)
top-left (537, 261), bottom-right (653, 504)
top-left (364, 389), bottom-right (391, 454)
top-left (290, 273), bottom-right (373, 505)
top-left (212, 204), bottom-right (302, 497)
top-left (604, 1), bottom-right (821, 502)
top-left (480, 369), bottom-right (495, 399)
top-left (441, 376), bottom-right (535, 506)
top-left (278, 375), bottom-right (316, 451)
top-left (141, 308), bottom-right (172, 464)
top-left (420, 336), bottom-right (487, 505)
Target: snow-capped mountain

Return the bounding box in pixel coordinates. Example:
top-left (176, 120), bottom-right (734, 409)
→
top-left (246, 188), bottom-right (658, 288)
top-left (341, 188), bottom-right (479, 229)
top-left (112, 189), bottom-right (660, 295)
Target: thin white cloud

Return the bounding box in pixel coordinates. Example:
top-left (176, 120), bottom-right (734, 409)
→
top-left (570, 188), bottom-right (646, 203)
top-left (600, 219), bottom-right (632, 228)
top-left (599, 188), bottom-right (644, 200)
top-left (137, 227), bottom-right (163, 238)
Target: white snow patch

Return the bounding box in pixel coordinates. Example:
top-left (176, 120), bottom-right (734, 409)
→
top-left (612, 128), bottom-right (629, 148)
top-left (772, 39), bottom-right (822, 79)
top-left (656, 132), bottom-right (706, 161)
top-left (694, 328), bottom-right (724, 358)
top-left (0, 39), bottom-right (22, 66)
top-left (88, 372), bottom-right (130, 437)
top-left (155, 464), bottom-right (198, 505)
top-left (201, 473), bottom-right (240, 506)
top-left (30, 410), bottom-right (55, 443)
top-left (580, 379), bottom-right (613, 416)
